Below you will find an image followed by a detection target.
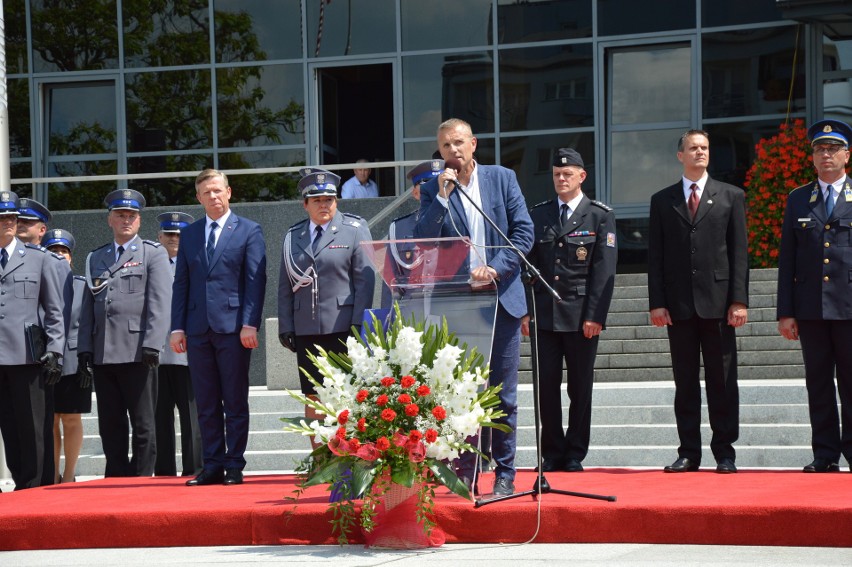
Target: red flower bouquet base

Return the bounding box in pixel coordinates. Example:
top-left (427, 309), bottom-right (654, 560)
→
top-left (362, 481), bottom-right (446, 549)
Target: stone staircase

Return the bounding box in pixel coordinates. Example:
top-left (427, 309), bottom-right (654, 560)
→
top-left (63, 268), bottom-right (819, 478)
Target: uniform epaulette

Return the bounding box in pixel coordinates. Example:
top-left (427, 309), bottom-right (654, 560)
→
top-left (391, 210), bottom-right (417, 223)
top-left (530, 200), bottom-right (551, 210)
top-left (342, 212), bottom-right (366, 227)
top-left (91, 242), bottom-right (112, 253)
top-left (142, 239), bottom-right (162, 247)
top-left (789, 181), bottom-right (816, 195)
top-left (49, 251), bottom-right (66, 261)
top-left (590, 200), bottom-right (613, 212)
top-left (288, 219), bottom-right (309, 232)
top-left (24, 242), bottom-right (47, 252)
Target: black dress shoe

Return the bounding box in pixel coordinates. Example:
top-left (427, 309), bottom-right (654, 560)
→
top-left (715, 459), bottom-right (737, 474)
top-left (458, 475), bottom-right (480, 497)
top-left (803, 458), bottom-right (840, 473)
top-left (563, 458), bottom-right (584, 472)
top-left (224, 469), bottom-right (244, 485)
top-left (492, 476), bottom-right (514, 496)
top-left (537, 458), bottom-right (563, 472)
top-left (664, 457), bottom-right (700, 473)
top-left (186, 469), bottom-right (225, 486)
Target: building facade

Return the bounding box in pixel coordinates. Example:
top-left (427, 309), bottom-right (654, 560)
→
top-left (5, 0), bottom-right (852, 268)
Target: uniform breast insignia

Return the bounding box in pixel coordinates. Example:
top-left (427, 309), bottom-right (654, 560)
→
top-left (122, 261), bottom-right (142, 268)
top-left (576, 246), bottom-right (588, 261)
top-left (329, 245), bottom-right (350, 249)
top-left (568, 231), bottom-right (595, 237)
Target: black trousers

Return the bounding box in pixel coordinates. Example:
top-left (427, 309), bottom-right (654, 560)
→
top-left (537, 329), bottom-right (599, 462)
top-left (0, 365), bottom-right (46, 489)
top-left (41, 383), bottom-right (55, 486)
top-left (155, 364), bottom-right (203, 476)
top-left (93, 362), bottom-right (157, 477)
top-left (667, 316), bottom-right (739, 464)
top-left (797, 319), bottom-right (852, 464)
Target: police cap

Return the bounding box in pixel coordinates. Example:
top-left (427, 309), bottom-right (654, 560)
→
top-left (18, 198), bottom-right (52, 223)
top-left (104, 189), bottom-right (146, 211)
top-left (552, 148), bottom-right (584, 169)
top-left (0, 191), bottom-right (20, 216)
top-left (157, 211), bottom-right (194, 233)
top-left (298, 169), bottom-right (340, 199)
top-left (42, 228), bottom-right (76, 251)
top-left (808, 119), bottom-right (852, 147)
top-left (407, 159), bottom-right (445, 185)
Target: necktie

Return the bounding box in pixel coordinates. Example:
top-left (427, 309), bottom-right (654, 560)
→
top-left (560, 203), bottom-right (569, 227)
top-left (688, 183), bottom-right (700, 220)
top-left (207, 221), bottom-right (218, 262)
top-left (0, 248), bottom-right (7, 269)
top-left (826, 185), bottom-right (835, 217)
top-left (116, 245), bottom-right (125, 263)
top-left (312, 226), bottom-right (323, 253)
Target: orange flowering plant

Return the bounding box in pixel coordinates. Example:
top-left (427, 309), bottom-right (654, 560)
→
top-left (281, 305), bottom-right (509, 544)
top-left (744, 119), bottom-right (812, 268)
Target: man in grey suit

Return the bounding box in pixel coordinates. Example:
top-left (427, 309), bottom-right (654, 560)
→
top-left (278, 169), bottom-right (375, 444)
top-left (0, 191), bottom-right (68, 490)
top-left (154, 212), bottom-right (203, 477)
top-left (78, 189), bottom-right (172, 477)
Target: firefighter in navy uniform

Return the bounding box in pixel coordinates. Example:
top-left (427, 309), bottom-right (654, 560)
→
top-left (521, 148), bottom-right (617, 473)
top-left (77, 189), bottom-right (172, 477)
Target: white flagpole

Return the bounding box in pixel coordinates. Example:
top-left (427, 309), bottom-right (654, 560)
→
top-left (0, 0), bottom-right (12, 484)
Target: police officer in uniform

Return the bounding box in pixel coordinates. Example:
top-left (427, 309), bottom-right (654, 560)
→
top-left (78, 189), bottom-right (172, 477)
top-left (777, 119), bottom-right (852, 473)
top-left (42, 229), bottom-right (91, 484)
top-left (521, 148), bottom-right (617, 472)
top-left (278, 169), bottom-right (375, 445)
top-left (381, 159), bottom-right (443, 308)
top-left (154, 212), bottom-right (203, 477)
top-left (0, 191), bottom-right (68, 489)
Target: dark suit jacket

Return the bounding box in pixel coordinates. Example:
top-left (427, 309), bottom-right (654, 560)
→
top-left (414, 164), bottom-right (534, 319)
top-left (171, 213), bottom-right (267, 336)
top-left (648, 177), bottom-right (749, 320)
top-left (777, 178), bottom-right (852, 320)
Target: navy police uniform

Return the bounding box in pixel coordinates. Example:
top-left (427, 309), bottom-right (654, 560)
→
top-left (154, 212), bottom-right (203, 477)
top-left (777, 119), bottom-right (852, 471)
top-left (278, 169), bottom-right (375, 394)
top-left (0, 192), bottom-right (70, 489)
top-left (526, 149), bottom-right (618, 469)
top-left (78, 189), bottom-right (172, 477)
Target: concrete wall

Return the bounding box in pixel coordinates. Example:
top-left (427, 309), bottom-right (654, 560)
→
top-left (51, 195), bottom-right (418, 386)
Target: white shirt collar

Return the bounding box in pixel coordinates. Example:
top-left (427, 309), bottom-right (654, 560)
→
top-left (558, 192), bottom-right (584, 213)
top-left (682, 173), bottom-right (708, 199)
top-left (113, 235), bottom-right (139, 252)
top-left (206, 209), bottom-right (231, 230)
top-left (819, 176), bottom-right (847, 193)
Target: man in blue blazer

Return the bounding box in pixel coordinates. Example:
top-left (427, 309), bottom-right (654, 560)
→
top-left (170, 169), bottom-right (267, 486)
top-left (414, 118), bottom-right (534, 497)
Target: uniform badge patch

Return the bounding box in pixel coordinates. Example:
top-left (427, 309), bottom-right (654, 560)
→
top-left (576, 246), bottom-right (588, 261)
top-left (606, 232), bottom-right (616, 247)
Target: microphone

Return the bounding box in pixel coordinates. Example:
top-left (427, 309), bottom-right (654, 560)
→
top-left (443, 157), bottom-right (463, 192)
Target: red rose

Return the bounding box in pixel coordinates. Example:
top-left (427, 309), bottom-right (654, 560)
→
top-left (432, 406), bottom-right (446, 420)
top-left (408, 430), bottom-right (423, 443)
top-left (416, 384), bottom-right (430, 397)
top-left (425, 428), bottom-right (438, 443)
top-left (356, 443), bottom-right (380, 461)
top-left (376, 437), bottom-right (391, 451)
top-left (356, 389), bottom-right (369, 402)
top-left (336, 426), bottom-right (347, 439)
top-left (381, 408), bottom-right (397, 422)
top-left (400, 375), bottom-right (416, 388)
top-left (407, 441), bottom-right (426, 463)
top-left (405, 403), bottom-right (419, 417)
top-left (348, 438), bottom-right (361, 452)
top-left (380, 376), bottom-right (395, 387)
top-left (357, 417), bottom-right (367, 432)
top-left (337, 409), bottom-right (349, 425)
top-left (397, 393), bottom-right (412, 404)
top-left (376, 394), bottom-right (389, 407)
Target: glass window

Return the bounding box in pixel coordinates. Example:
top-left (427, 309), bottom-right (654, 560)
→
top-left (598, 0), bottom-right (694, 36)
top-left (705, 119), bottom-right (790, 189)
top-left (500, 132), bottom-right (596, 206)
top-left (11, 162), bottom-right (33, 182)
top-left (611, 46), bottom-right (691, 125)
top-left (125, 69), bottom-right (213, 152)
top-left (405, 141), bottom-right (441, 161)
top-left (702, 0), bottom-right (784, 28)
top-left (123, 0), bottom-right (209, 68)
top-left (30, 0), bottom-right (119, 71)
top-left (129, 154), bottom-right (212, 207)
top-left (824, 37), bottom-right (852, 72)
top-left (401, 0), bottom-right (491, 51)
top-left (9, 79), bottom-right (31, 159)
top-left (217, 64), bottom-right (305, 148)
top-left (499, 44), bottom-right (593, 131)
top-left (824, 78), bottom-right (852, 124)
top-left (220, 150), bottom-right (306, 200)
top-left (215, 0), bottom-right (302, 62)
top-left (46, 82), bottom-right (117, 157)
top-left (308, 0), bottom-right (395, 57)
top-left (610, 129), bottom-right (684, 206)
top-left (496, 0), bottom-right (591, 43)
top-left (47, 161), bottom-right (118, 211)
top-left (403, 53), bottom-right (495, 138)
top-left (703, 27), bottom-right (805, 119)
top-left (5, 0), bottom-right (27, 74)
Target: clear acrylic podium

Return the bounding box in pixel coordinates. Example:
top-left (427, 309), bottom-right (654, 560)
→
top-left (361, 236), bottom-right (497, 363)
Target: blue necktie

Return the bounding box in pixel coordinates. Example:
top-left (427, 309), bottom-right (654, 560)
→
top-left (312, 226), bottom-right (323, 253)
top-left (0, 248), bottom-right (7, 269)
top-left (560, 204), bottom-right (569, 227)
top-left (826, 185), bottom-right (835, 217)
top-left (207, 221), bottom-right (218, 262)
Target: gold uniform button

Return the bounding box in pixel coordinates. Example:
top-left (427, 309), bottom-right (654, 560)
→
top-left (826, 224), bottom-right (831, 230)
top-left (554, 275), bottom-right (560, 281)
top-left (825, 242), bottom-right (830, 248)
top-left (824, 258), bottom-right (830, 264)
top-left (824, 276), bottom-right (830, 282)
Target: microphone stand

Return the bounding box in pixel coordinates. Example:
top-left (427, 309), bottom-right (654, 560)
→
top-left (443, 180), bottom-right (615, 508)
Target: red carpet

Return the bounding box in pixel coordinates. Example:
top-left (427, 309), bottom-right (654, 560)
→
top-left (1, 469), bottom-right (850, 550)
